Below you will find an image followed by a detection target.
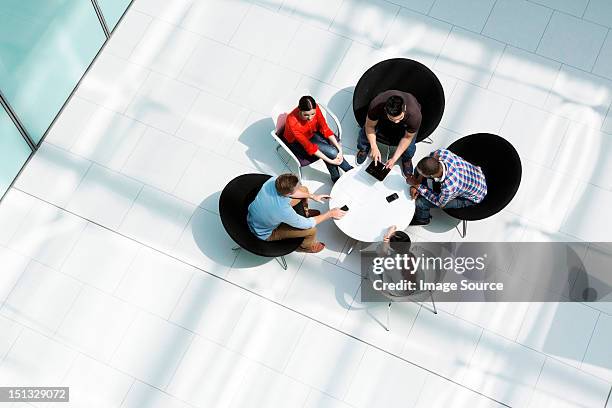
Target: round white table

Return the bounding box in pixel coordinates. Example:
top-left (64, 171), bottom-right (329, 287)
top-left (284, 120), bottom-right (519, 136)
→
top-left (329, 160), bottom-right (415, 246)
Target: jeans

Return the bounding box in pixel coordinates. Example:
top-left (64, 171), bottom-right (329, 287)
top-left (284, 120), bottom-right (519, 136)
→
top-left (311, 133), bottom-right (353, 182)
top-left (357, 127), bottom-right (416, 165)
top-left (414, 195), bottom-right (475, 221)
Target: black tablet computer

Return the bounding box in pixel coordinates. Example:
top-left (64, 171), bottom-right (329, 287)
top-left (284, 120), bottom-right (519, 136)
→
top-left (365, 160), bottom-right (391, 181)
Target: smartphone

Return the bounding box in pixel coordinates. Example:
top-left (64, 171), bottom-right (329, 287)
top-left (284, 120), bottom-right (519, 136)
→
top-left (386, 193), bottom-right (399, 203)
top-left (340, 205), bottom-right (349, 211)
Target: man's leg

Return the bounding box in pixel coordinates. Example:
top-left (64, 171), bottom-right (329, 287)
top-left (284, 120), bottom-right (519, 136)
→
top-left (356, 127), bottom-right (370, 164)
top-left (400, 136), bottom-right (418, 176)
top-left (267, 223), bottom-right (318, 249)
top-left (442, 197), bottom-right (476, 210)
top-left (414, 196), bottom-right (436, 223)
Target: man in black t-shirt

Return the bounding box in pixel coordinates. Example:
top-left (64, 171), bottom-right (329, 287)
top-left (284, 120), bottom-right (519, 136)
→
top-left (356, 90), bottom-right (422, 177)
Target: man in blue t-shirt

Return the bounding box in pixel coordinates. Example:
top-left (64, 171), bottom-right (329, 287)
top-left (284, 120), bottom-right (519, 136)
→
top-left (247, 173), bottom-right (346, 253)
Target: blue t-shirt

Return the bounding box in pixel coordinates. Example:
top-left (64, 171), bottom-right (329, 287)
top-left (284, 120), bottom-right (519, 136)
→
top-left (247, 178), bottom-right (316, 240)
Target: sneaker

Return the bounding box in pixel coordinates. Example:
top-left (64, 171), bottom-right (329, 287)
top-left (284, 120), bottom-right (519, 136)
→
top-left (356, 150), bottom-right (368, 165)
top-left (296, 242), bottom-right (325, 253)
top-left (409, 216), bottom-right (430, 226)
top-left (305, 209), bottom-right (321, 218)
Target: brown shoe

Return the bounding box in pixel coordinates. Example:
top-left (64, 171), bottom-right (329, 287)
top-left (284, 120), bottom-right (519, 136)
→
top-left (306, 209), bottom-right (321, 218)
top-left (296, 242), bottom-right (325, 253)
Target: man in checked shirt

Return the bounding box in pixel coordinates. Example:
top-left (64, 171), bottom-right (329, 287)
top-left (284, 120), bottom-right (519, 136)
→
top-left (405, 149), bottom-right (487, 226)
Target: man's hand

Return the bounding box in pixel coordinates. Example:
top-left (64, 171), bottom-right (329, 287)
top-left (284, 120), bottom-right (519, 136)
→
top-left (311, 194), bottom-right (331, 203)
top-left (370, 146), bottom-right (382, 165)
top-left (410, 186), bottom-right (419, 200)
top-left (384, 157), bottom-right (397, 169)
top-left (329, 208), bottom-right (347, 219)
top-left (405, 174), bottom-right (421, 186)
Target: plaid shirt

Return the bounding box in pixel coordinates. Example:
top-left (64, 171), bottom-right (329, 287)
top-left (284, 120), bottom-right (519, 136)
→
top-left (417, 149), bottom-right (487, 207)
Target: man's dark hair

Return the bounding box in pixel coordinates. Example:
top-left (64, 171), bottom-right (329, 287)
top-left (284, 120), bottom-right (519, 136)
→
top-left (298, 95), bottom-right (317, 111)
top-left (384, 95), bottom-right (404, 117)
top-left (389, 230), bottom-right (411, 253)
top-left (417, 157), bottom-right (441, 177)
top-left (275, 173), bottom-right (299, 195)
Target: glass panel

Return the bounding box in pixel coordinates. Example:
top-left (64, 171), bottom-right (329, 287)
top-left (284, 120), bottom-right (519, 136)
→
top-left (0, 0), bottom-right (106, 144)
top-left (97, 0), bottom-right (132, 31)
top-left (0, 107), bottom-right (32, 198)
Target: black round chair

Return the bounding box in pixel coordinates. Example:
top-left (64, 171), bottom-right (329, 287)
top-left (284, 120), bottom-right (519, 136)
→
top-left (219, 174), bottom-right (304, 269)
top-left (443, 133), bottom-right (522, 237)
top-left (353, 58), bottom-right (445, 145)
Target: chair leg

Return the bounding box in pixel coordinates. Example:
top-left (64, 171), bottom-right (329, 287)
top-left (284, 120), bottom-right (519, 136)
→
top-left (386, 302), bottom-right (392, 331)
top-left (275, 256), bottom-right (288, 270)
top-left (346, 239), bottom-right (359, 255)
top-left (275, 145), bottom-right (285, 163)
top-left (422, 136), bottom-right (433, 144)
top-left (455, 219), bottom-right (467, 238)
top-left (429, 290), bottom-right (438, 314)
top-left (297, 166), bottom-right (303, 181)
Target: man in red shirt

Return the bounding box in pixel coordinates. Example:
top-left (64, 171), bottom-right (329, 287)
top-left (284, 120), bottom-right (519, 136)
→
top-left (283, 96), bottom-right (353, 183)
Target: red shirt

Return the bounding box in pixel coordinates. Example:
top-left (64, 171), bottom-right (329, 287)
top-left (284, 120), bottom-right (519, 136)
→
top-left (283, 106), bottom-right (334, 155)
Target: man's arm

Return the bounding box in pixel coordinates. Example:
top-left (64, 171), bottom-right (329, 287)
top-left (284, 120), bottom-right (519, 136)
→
top-left (416, 184), bottom-right (453, 207)
top-left (364, 116), bottom-right (381, 163)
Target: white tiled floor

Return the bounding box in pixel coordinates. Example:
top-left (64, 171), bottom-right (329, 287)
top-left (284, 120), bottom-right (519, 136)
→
top-left (2, 0), bottom-right (612, 407)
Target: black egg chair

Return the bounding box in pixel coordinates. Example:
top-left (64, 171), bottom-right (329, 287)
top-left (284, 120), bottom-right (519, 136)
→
top-left (219, 174), bottom-right (304, 269)
top-left (444, 133), bottom-right (522, 238)
top-left (353, 58), bottom-right (445, 151)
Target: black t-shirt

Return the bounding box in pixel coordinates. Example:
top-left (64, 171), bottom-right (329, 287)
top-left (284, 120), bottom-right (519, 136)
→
top-left (367, 90), bottom-right (422, 144)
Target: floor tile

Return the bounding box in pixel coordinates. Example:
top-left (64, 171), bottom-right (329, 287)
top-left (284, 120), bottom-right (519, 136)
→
top-left (227, 295), bottom-right (307, 371)
top-left (172, 207), bottom-right (239, 276)
top-left (228, 57), bottom-right (302, 115)
top-left (569, 245), bottom-right (612, 313)
top-left (56, 285), bottom-right (137, 362)
top-left (14, 143), bottom-right (91, 208)
top-left (9, 201), bottom-right (88, 270)
top-left (2, 260), bottom-right (81, 334)
top-left (389, 0), bottom-right (435, 14)
top-left (105, 9), bottom-right (152, 60)
top-left (415, 372), bottom-right (504, 408)
top-left (593, 32), bottom-right (612, 82)
top-left (462, 330), bottom-right (545, 407)
top-left (281, 0), bottom-right (343, 29)
top-left (455, 301), bottom-right (530, 341)
top-left (0, 190), bottom-right (37, 247)
top-left (132, 0), bottom-right (192, 25)
top-left (67, 164), bottom-right (143, 230)
top-left (499, 101), bottom-right (569, 167)
top-left (517, 302), bottom-right (599, 368)
top-left (0, 247), bottom-right (31, 305)
top-left (125, 71), bottom-right (199, 134)
top-left (75, 53), bottom-right (150, 114)
top-left (121, 127), bottom-right (197, 192)
top-left (229, 362), bottom-right (310, 408)
top-left (118, 185), bottom-right (195, 251)
top-left (429, 0), bottom-right (496, 33)
top-left (537, 12), bottom-right (607, 71)
top-left (226, 249), bottom-right (304, 301)
top-left (0, 314), bottom-right (23, 362)
top-left (483, 0), bottom-right (551, 52)
top-left (44, 97), bottom-right (99, 151)
top-left (122, 380), bottom-right (192, 408)
top-left (330, 41), bottom-right (395, 91)
top-left (436, 27), bottom-right (506, 87)
top-left (553, 121), bottom-right (612, 190)
top-left (530, 358), bottom-right (611, 408)
top-left (111, 311), bottom-right (193, 389)
top-left (382, 8), bottom-right (452, 68)
top-left (69, 105), bottom-right (148, 172)
top-left (545, 64), bottom-right (612, 131)
top-left (284, 321), bottom-right (367, 400)
top-left (115, 246), bottom-right (195, 319)
top-left (129, 19), bottom-right (200, 78)
top-left (303, 391), bottom-right (354, 408)
top-left (440, 81), bottom-right (512, 135)
top-left (582, 313), bottom-right (612, 382)
top-left (283, 255), bottom-right (360, 327)
top-left (179, 0), bottom-right (250, 43)
top-left (52, 354), bottom-right (133, 408)
top-left (529, 0), bottom-right (589, 17)
top-left (61, 222), bottom-right (140, 293)
top-left (282, 24), bottom-right (351, 84)
top-left (561, 183), bottom-right (612, 241)
top-left (169, 270), bottom-right (249, 345)
top-left (584, 0), bottom-right (612, 28)
top-left (402, 308), bottom-right (483, 381)
top-left (0, 328), bottom-right (76, 386)
top-left (506, 160), bottom-right (579, 231)
top-left (345, 346), bottom-right (428, 408)
top-left (296, 77), bottom-right (353, 123)
top-left (488, 46), bottom-right (561, 108)
top-left (175, 91), bottom-right (250, 153)
top-left (179, 37), bottom-right (250, 98)
top-left (330, 0), bottom-right (400, 48)
top-left (230, 5), bottom-right (298, 63)
top-left (167, 335), bottom-right (251, 408)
